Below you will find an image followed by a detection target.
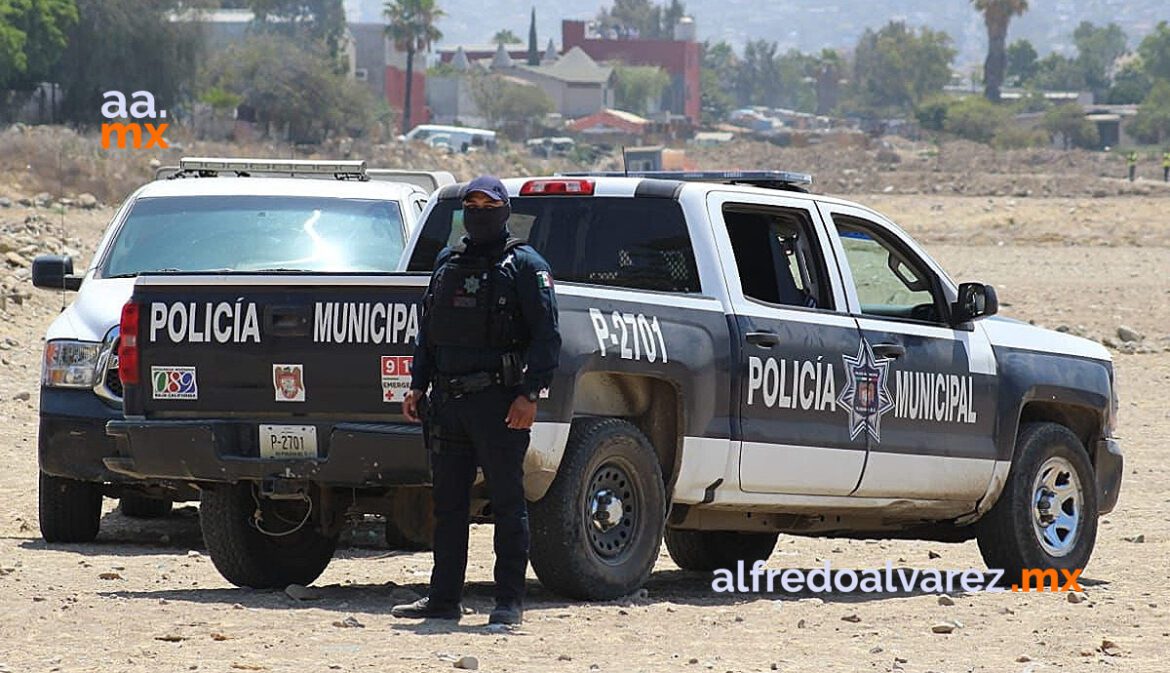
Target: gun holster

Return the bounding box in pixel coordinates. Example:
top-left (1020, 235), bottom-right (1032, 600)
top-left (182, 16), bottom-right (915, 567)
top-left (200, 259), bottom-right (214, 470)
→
top-left (501, 352), bottom-right (524, 388)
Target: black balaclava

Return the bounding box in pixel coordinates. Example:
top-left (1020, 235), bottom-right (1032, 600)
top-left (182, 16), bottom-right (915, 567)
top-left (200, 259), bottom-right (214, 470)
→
top-left (463, 204), bottom-right (512, 244)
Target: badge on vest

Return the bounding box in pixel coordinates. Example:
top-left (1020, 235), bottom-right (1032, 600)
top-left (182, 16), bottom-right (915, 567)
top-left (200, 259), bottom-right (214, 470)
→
top-left (537, 270), bottom-right (553, 289)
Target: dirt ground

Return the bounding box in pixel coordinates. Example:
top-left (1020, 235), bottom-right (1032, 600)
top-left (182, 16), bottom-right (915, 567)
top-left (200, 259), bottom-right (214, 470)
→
top-left (1, 192), bottom-right (1169, 673)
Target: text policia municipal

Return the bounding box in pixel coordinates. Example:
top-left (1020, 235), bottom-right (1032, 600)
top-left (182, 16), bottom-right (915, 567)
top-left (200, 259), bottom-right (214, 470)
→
top-left (147, 302), bottom-right (420, 345)
top-left (746, 356), bottom-right (978, 424)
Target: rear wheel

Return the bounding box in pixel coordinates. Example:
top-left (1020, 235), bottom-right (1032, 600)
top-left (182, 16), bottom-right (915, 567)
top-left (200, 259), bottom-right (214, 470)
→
top-left (120, 494), bottom-right (172, 519)
top-left (664, 529), bottom-right (779, 571)
top-left (529, 417), bottom-right (666, 600)
top-left (39, 471), bottom-right (102, 543)
top-left (977, 422), bottom-right (1098, 579)
top-left (200, 483), bottom-right (338, 589)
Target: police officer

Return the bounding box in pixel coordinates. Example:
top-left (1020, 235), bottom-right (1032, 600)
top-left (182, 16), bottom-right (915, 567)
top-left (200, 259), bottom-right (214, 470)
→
top-left (1162, 149), bottom-right (1169, 183)
top-left (393, 176), bottom-right (560, 626)
top-left (1126, 150), bottom-right (1138, 182)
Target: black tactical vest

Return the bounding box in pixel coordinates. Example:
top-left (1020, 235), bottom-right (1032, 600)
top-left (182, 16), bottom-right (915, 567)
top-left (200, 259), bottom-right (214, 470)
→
top-left (426, 238), bottom-right (528, 351)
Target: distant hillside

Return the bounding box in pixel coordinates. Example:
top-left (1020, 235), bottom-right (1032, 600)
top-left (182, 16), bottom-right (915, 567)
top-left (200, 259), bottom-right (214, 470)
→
top-left (347, 0), bottom-right (1170, 69)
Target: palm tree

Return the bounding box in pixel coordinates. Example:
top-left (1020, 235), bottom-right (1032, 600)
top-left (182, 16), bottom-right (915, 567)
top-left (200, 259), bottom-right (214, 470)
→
top-left (385, 0), bottom-right (444, 134)
top-left (972, 0), bottom-right (1028, 102)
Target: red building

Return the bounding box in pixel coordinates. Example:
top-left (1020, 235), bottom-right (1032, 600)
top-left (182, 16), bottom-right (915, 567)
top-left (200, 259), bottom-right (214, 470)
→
top-left (385, 65), bottom-right (428, 130)
top-left (561, 20), bottom-right (700, 123)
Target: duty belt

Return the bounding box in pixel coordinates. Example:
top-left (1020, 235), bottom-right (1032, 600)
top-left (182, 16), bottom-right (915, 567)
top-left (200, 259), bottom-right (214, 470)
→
top-left (433, 371), bottom-right (503, 397)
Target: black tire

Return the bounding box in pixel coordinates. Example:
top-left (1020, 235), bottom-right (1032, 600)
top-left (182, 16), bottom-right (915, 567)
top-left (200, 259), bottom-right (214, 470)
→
top-left (384, 488), bottom-right (434, 551)
top-left (39, 471), bottom-right (102, 543)
top-left (529, 417), bottom-right (666, 600)
top-left (977, 422), bottom-right (1099, 580)
top-left (664, 528), bottom-right (779, 571)
top-left (199, 483), bottom-right (338, 589)
top-left (119, 495), bottom-right (172, 519)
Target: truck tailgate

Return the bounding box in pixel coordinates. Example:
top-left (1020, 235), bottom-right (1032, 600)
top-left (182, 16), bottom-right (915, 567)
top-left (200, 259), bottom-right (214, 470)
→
top-left (123, 274), bottom-right (429, 420)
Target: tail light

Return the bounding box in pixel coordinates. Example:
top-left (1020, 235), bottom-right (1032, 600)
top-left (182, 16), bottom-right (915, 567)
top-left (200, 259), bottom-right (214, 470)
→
top-left (519, 179), bottom-right (595, 196)
top-left (119, 302), bottom-right (140, 386)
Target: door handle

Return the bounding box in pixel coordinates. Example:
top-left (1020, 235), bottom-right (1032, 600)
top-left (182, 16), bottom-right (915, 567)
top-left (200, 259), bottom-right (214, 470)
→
top-left (746, 331), bottom-right (780, 348)
top-left (871, 343), bottom-right (906, 360)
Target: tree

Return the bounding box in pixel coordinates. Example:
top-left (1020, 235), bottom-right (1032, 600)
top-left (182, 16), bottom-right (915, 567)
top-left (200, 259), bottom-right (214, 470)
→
top-left (1073, 22), bottom-right (1127, 96)
top-left (493, 29), bottom-right (521, 45)
top-left (54, 0), bottom-right (202, 124)
top-left (469, 74), bottom-right (552, 129)
top-left (810, 48), bottom-right (844, 115)
top-left (596, 0), bottom-right (685, 40)
top-left (1130, 79), bottom-right (1170, 144)
top-left (247, 0), bottom-right (346, 60)
top-left (943, 96), bottom-right (1011, 143)
top-left (1006, 39), bottom-right (1038, 85)
top-left (204, 34), bottom-right (375, 142)
top-left (972, 0), bottom-right (1029, 102)
top-left (700, 40), bottom-right (736, 122)
top-left (384, 0), bottom-right (444, 134)
top-left (1030, 53), bottom-right (1086, 91)
top-left (1043, 103), bottom-right (1097, 149)
top-left (1107, 61), bottom-right (1151, 104)
top-left (526, 6), bottom-right (538, 66)
top-left (0, 0), bottom-right (78, 91)
top-left (850, 21), bottom-right (955, 114)
top-left (613, 64), bottom-right (670, 116)
top-left (1138, 21), bottom-right (1170, 82)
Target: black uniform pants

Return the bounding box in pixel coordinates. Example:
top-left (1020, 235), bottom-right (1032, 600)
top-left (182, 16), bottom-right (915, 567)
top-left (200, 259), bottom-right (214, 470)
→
top-left (426, 385), bottom-right (530, 606)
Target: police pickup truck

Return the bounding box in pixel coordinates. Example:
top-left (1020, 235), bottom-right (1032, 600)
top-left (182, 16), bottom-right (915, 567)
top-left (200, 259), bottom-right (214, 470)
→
top-left (34, 157), bottom-right (451, 543)
top-left (107, 171), bottom-right (1122, 600)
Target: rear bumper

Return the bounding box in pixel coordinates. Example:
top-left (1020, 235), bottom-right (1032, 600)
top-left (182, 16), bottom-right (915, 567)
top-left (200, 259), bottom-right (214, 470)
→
top-left (105, 419), bottom-right (430, 487)
top-left (1094, 437), bottom-right (1123, 514)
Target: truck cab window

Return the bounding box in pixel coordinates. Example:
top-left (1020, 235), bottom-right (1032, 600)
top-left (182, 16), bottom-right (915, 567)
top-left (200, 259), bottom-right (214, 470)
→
top-left (723, 205), bottom-right (831, 310)
top-left (834, 217), bottom-right (943, 323)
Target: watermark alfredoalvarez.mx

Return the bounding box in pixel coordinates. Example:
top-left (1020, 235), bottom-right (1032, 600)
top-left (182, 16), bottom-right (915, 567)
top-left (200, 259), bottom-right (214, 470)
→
top-left (712, 560), bottom-right (1084, 595)
top-left (100, 90), bottom-right (168, 150)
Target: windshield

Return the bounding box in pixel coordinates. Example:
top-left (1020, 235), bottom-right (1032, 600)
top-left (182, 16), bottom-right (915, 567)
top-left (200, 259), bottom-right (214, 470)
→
top-left (100, 195), bottom-right (406, 277)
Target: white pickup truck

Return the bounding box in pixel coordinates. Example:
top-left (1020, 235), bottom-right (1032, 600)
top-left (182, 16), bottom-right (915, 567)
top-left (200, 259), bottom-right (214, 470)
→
top-left (108, 171), bottom-right (1121, 600)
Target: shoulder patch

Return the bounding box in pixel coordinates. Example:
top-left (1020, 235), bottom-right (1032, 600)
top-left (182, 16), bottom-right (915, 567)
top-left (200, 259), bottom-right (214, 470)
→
top-left (536, 270), bottom-right (554, 289)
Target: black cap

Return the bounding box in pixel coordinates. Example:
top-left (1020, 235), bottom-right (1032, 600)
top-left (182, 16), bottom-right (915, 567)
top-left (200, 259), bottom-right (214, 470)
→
top-left (461, 175), bottom-right (510, 204)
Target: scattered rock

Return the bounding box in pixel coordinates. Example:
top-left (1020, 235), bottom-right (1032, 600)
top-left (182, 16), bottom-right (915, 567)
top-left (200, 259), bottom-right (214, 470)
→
top-left (1067, 591), bottom-right (1087, 604)
top-left (557, 654), bottom-right (572, 661)
top-left (98, 572), bottom-right (122, 580)
top-left (1123, 534), bottom-right (1146, 543)
top-left (12, 392), bottom-right (30, 402)
top-left (154, 634), bottom-right (186, 642)
top-left (284, 584), bottom-right (320, 601)
top-left (1099, 639), bottom-right (1122, 657)
top-left (453, 655), bottom-right (478, 670)
top-left (231, 603), bottom-right (245, 610)
top-left (931, 621), bottom-right (956, 634)
top-left (841, 613), bottom-right (862, 623)
top-left (796, 618), bottom-right (806, 629)
top-left (0, 197), bottom-right (10, 208)
top-left (4, 252), bottom-right (29, 268)
top-left (210, 632), bottom-right (232, 641)
top-left (77, 193), bottom-right (98, 209)
top-left (331, 616), bottom-right (364, 629)
top-left (937, 595), bottom-right (955, 606)
top-left (186, 550), bottom-right (202, 558)
top-left (869, 646), bottom-right (883, 654)
top-left (927, 550), bottom-right (941, 559)
top-left (1016, 655), bottom-right (1031, 663)
top-left (1117, 326), bottom-right (1143, 343)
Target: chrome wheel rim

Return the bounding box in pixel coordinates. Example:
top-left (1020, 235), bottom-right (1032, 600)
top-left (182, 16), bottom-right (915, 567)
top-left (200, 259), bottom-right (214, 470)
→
top-left (1031, 456), bottom-right (1082, 557)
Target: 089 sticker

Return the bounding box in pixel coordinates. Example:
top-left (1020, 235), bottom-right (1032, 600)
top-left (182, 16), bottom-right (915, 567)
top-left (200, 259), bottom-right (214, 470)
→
top-left (151, 366), bottom-right (198, 400)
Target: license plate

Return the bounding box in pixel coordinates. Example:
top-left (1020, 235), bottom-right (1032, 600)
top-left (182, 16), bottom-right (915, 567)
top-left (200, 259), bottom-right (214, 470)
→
top-left (258, 424), bottom-right (318, 459)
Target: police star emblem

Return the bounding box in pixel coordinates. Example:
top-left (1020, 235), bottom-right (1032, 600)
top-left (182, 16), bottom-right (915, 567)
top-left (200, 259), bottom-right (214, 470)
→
top-left (463, 276), bottom-right (481, 294)
top-left (836, 340), bottom-right (896, 442)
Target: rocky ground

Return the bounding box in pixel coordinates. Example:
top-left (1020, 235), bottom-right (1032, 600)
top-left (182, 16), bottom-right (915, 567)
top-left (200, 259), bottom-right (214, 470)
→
top-left (1, 154), bottom-right (1169, 672)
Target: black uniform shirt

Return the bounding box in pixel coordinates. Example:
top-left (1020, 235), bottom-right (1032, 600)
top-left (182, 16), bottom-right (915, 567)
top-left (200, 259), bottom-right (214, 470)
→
top-left (410, 232), bottom-right (561, 397)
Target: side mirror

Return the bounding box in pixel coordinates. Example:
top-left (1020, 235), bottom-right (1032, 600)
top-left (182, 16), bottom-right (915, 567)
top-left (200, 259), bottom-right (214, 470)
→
top-left (32, 255), bottom-right (82, 291)
top-left (951, 282), bottom-right (998, 325)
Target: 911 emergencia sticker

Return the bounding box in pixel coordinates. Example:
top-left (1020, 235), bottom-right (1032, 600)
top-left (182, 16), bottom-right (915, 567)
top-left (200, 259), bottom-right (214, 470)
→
top-left (381, 355), bottom-right (413, 403)
top-left (151, 366), bottom-right (198, 400)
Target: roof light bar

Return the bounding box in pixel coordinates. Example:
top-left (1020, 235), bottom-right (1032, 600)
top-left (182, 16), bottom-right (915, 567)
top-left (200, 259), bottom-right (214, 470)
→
top-left (560, 170), bottom-right (814, 187)
top-left (520, 179), bottom-right (596, 196)
top-left (176, 157), bottom-right (368, 177)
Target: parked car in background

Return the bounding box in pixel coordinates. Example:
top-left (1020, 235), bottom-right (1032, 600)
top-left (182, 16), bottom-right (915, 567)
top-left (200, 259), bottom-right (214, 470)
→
top-left (399, 124), bottom-right (497, 153)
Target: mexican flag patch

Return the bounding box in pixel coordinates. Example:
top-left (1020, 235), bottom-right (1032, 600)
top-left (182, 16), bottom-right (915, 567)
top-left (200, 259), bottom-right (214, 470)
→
top-left (536, 270), bottom-right (554, 289)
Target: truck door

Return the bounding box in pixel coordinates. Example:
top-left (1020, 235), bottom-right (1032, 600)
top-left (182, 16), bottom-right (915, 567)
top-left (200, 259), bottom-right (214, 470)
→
top-left (708, 192), bottom-right (867, 496)
top-left (817, 203), bottom-right (999, 500)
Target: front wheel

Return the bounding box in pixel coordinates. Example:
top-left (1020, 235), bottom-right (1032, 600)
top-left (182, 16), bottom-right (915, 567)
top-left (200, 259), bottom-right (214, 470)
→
top-left (977, 422), bottom-right (1098, 579)
top-left (529, 417), bottom-right (666, 600)
top-left (39, 471), bottom-right (102, 543)
top-left (200, 483), bottom-right (338, 589)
